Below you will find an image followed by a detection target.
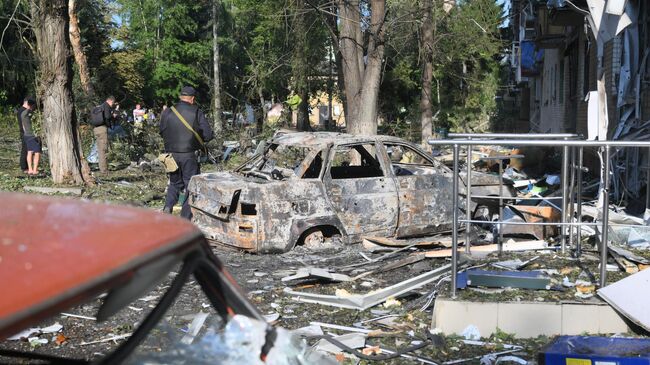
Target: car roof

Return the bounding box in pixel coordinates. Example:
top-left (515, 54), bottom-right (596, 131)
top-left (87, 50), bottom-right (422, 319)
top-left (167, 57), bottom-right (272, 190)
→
top-left (0, 193), bottom-right (204, 340)
top-left (272, 131), bottom-right (408, 148)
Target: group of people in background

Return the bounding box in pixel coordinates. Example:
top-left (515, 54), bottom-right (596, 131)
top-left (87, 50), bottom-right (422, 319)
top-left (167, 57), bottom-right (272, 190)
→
top-left (17, 87), bottom-right (214, 220)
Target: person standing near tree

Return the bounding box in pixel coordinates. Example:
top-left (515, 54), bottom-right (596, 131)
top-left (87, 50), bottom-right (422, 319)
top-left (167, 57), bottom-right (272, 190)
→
top-left (18, 97), bottom-right (40, 175)
top-left (91, 96), bottom-right (116, 174)
top-left (16, 97), bottom-right (36, 173)
top-left (160, 86), bottom-right (214, 219)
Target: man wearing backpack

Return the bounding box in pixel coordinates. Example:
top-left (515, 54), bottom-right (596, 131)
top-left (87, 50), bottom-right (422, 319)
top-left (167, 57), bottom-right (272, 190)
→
top-left (91, 96), bottom-right (116, 174)
top-left (160, 86), bottom-right (214, 219)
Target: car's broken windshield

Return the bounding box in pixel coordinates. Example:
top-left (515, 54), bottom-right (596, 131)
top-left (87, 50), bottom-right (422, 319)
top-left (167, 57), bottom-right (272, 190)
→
top-left (241, 144), bottom-right (315, 180)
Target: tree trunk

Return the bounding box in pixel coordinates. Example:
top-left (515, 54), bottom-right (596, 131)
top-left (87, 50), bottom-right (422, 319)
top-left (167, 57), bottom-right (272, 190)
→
top-left (212, 0), bottom-right (222, 135)
top-left (337, 0), bottom-right (386, 135)
top-left (337, 0), bottom-right (362, 130)
top-left (68, 0), bottom-right (94, 184)
top-left (30, 0), bottom-right (85, 184)
top-left (68, 0), bottom-right (93, 98)
top-left (292, 0), bottom-right (310, 131)
top-left (355, 0), bottom-right (385, 135)
top-left (419, 0), bottom-right (434, 147)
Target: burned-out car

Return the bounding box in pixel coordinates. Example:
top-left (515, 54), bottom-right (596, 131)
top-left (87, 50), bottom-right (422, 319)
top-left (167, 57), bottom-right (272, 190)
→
top-left (188, 132), bottom-right (513, 253)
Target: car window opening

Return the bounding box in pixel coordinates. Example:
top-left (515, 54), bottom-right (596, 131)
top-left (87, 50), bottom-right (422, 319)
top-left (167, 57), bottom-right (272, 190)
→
top-left (239, 144), bottom-right (317, 181)
top-left (330, 144), bottom-right (384, 179)
top-left (385, 143), bottom-right (437, 176)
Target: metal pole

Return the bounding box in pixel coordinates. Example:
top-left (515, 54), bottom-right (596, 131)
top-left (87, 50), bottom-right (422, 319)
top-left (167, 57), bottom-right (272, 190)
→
top-left (498, 159), bottom-right (504, 255)
top-left (600, 145), bottom-right (611, 287)
top-left (465, 141), bottom-right (472, 254)
top-left (448, 133), bottom-right (580, 139)
top-left (428, 139), bottom-right (650, 148)
top-left (561, 141), bottom-right (570, 253)
top-left (576, 146), bottom-right (584, 257)
top-left (568, 146), bottom-right (577, 251)
top-left (646, 147), bottom-right (650, 212)
top-left (451, 144), bottom-right (460, 298)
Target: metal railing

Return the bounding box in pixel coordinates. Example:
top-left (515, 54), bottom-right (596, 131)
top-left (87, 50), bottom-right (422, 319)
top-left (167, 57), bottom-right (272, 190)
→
top-left (428, 135), bottom-right (650, 296)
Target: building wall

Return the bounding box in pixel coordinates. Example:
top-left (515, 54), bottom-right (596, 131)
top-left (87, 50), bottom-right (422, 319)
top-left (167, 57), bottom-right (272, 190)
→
top-left (539, 49), bottom-right (565, 133)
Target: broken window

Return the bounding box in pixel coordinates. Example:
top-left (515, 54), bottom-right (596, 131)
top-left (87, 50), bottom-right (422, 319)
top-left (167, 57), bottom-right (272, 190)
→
top-left (302, 152), bottom-right (323, 179)
top-left (241, 144), bottom-right (317, 180)
top-left (330, 144), bottom-right (384, 179)
top-left (384, 143), bottom-right (436, 176)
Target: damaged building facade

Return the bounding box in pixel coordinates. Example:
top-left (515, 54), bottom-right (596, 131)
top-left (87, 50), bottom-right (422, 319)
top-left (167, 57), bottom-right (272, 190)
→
top-left (509, 0), bottom-right (650, 202)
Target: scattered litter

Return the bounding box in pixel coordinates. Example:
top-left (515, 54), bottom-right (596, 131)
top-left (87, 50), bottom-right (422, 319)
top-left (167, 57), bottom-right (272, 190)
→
top-left (23, 186), bottom-right (83, 196)
top-left (382, 297), bottom-right (401, 308)
top-left (80, 333), bottom-right (132, 346)
top-left (609, 244), bottom-right (650, 264)
top-left (28, 337), bottom-right (48, 346)
top-left (281, 267), bottom-right (351, 283)
top-left (263, 312), bottom-right (281, 323)
top-left (54, 333), bottom-right (67, 345)
top-left (61, 313), bottom-right (96, 320)
top-left (627, 228), bottom-right (650, 249)
top-left (313, 333), bottom-right (367, 355)
top-left (180, 312), bottom-right (209, 345)
top-left (310, 322), bottom-right (373, 334)
top-left (291, 325), bottom-right (324, 338)
top-left (8, 323), bottom-right (63, 340)
top-left (253, 271), bottom-right (268, 277)
top-left (138, 295), bottom-right (158, 302)
top-left (128, 306), bottom-right (143, 312)
top-left (285, 262), bottom-right (454, 310)
top-left (574, 280), bottom-right (595, 295)
top-left (480, 354), bottom-right (528, 365)
top-left (492, 256), bottom-right (539, 271)
top-left (247, 279), bottom-right (259, 284)
top-left (460, 325), bottom-right (481, 340)
top-left (545, 175), bottom-right (560, 185)
top-left (126, 315), bottom-right (305, 364)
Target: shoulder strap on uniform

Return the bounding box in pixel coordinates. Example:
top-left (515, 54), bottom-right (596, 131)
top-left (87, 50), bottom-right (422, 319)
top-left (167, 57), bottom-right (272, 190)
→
top-left (171, 106), bottom-right (206, 152)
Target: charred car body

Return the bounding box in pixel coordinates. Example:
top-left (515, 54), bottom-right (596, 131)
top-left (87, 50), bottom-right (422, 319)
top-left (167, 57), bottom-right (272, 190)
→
top-left (188, 132), bottom-right (513, 253)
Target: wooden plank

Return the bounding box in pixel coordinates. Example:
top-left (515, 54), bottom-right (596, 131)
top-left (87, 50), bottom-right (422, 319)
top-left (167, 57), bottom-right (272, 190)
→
top-left (608, 249), bottom-right (639, 274)
top-left (363, 235), bottom-right (458, 248)
top-left (423, 240), bottom-right (547, 258)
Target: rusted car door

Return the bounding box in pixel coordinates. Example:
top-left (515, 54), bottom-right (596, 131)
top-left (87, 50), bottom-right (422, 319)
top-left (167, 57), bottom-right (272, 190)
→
top-left (383, 142), bottom-right (455, 237)
top-left (323, 142), bottom-right (399, 238)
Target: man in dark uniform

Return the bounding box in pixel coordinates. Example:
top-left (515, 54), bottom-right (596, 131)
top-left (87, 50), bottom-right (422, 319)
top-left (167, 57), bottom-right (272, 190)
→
top-left (160, 86), bottom-right (214, 219)
top-left (16, 97), bottom-right (36, 173)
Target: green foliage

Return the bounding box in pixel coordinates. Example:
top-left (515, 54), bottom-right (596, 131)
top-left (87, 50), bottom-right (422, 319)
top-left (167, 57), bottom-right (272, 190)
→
top-left (113, 0), bottom-right (211, 106)
top-left (380, 0), bottom-right (505, 135)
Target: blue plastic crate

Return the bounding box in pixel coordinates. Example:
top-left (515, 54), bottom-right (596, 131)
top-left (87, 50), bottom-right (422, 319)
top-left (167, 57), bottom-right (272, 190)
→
top-left (539, 336), bottom-right (650, 365)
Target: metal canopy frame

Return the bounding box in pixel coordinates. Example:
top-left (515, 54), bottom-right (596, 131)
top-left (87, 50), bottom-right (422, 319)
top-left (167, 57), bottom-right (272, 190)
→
top-left (428, 134), bottom-right (650, 296)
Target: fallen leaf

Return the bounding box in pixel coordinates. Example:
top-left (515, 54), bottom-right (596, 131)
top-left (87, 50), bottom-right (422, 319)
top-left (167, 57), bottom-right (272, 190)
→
top-left (335, 353), bottom-right (346, 362)
top-left (560, 267), bottom-right (574, 275)
top-left (55, 333), bottom-right (67, 345)
top-left (362, 346), bottom-right (381, 355)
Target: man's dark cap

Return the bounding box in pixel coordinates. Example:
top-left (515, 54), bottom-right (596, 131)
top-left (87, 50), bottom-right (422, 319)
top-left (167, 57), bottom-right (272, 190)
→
top-left (24, 96), bottom-right (36, 106)
top-left (180, 86), bottom-right (197, 97)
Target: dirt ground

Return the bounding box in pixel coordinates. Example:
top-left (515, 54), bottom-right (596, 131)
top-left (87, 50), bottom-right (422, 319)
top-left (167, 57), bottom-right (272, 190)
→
top-left (1, 117), bottom-right (648, 364)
